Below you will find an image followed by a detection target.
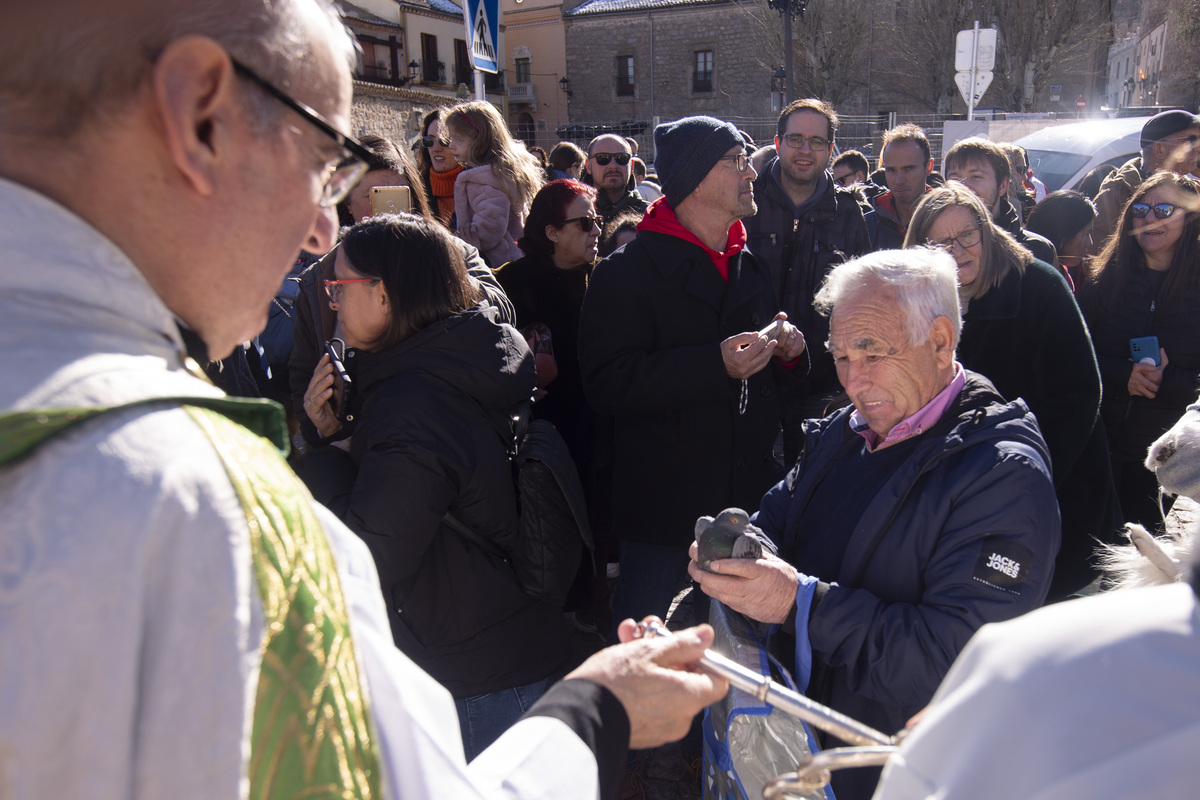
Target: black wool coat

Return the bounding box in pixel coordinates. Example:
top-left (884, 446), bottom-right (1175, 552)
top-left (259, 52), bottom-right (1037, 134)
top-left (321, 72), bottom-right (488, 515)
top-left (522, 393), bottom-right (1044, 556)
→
top-left (957, 258), bottom-right (1118, 598)
top-left (578, 229), bottom-right (787, 547)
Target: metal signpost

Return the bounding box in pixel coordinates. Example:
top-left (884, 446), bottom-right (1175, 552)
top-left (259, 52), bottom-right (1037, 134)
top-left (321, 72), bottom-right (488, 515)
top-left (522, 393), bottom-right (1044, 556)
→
top-left (461, 0), bottom-right (500, 100)
top-left (955, 22), bottom-right (997, 121)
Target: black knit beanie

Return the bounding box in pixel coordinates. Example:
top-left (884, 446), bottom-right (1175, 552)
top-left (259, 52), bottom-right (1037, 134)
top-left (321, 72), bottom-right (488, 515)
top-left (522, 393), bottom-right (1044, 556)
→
top-left (654, 116), bottom-right (745, 208)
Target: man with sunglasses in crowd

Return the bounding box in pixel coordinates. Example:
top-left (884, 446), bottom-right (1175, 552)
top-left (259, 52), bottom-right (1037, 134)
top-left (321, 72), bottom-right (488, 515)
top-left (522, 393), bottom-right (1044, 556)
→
top-left (0, 2), bottom-right (727, 799)
top-left (745, 98), bottom-right (869, 456)
top-left (1091, 109), bottom-right (1200, 252)
top-left (585, 133), bottom-right (648, 220)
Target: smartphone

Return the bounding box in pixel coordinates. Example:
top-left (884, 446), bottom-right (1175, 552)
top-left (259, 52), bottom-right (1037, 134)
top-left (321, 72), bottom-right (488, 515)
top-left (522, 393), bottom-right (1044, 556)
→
top-left (324, 342), bottom-right (354, 420)
top-left (370, 185), bottom-right (412, 216)
top-left (1130, 335), bottom-right (1161, 366)
top-left (758, 318), bottom-right (786, 341)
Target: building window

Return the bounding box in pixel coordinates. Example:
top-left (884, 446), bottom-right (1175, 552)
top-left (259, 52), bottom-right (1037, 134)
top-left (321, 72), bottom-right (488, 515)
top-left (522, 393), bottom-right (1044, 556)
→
top-left (616, 56), bottom-right (635, 96)
top-left (421, 33), bottom-right (441, 83)
top-left (454, 39), bottom-right (473, 85)
top-left (515, 57), bottom-right (531, 83)
top-left (693, 50), bottom-right (713, 93)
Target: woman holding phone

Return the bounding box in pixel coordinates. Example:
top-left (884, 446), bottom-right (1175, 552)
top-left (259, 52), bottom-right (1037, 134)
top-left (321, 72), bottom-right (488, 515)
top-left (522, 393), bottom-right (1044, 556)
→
top-left (311, 214), bottom-right (570, 759)
top-left (905, 183), bottom-right (1114, 598)
top-left (1079, 172), bottom-right (1200, 528)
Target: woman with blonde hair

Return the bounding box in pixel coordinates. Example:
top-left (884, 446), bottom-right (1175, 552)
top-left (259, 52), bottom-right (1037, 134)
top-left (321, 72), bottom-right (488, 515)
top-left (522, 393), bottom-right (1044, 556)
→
top-left (905, 181), bottom-right (1115, 599)
top-left (441, 101), bottom-right (544, 267)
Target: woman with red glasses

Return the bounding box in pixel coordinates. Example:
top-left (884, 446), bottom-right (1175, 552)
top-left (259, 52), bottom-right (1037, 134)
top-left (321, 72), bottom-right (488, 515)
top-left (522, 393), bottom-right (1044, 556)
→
top-left (306, 214), bottom-right (571, 760)
top-left (1080, 172), bottom-right (1200, 529)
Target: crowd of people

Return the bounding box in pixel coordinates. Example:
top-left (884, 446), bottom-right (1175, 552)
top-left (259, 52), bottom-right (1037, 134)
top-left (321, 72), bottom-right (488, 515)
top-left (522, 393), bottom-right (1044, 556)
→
top-left (4, 2), bottom-right (1199, 799)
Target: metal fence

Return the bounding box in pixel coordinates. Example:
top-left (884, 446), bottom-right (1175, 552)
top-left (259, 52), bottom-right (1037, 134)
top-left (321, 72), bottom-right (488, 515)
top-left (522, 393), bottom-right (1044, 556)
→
top-left (553, 109), bottom-right (1103, 169)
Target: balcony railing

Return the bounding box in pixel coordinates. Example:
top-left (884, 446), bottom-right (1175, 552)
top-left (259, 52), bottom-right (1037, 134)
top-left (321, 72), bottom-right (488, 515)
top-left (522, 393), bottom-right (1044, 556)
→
top-left (510, 82), bottom-right (536, 105)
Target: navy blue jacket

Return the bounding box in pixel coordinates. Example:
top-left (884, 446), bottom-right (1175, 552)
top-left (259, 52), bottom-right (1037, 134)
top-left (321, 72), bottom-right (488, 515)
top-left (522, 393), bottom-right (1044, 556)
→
top-left (755, 372), bottom-right (1058, 797)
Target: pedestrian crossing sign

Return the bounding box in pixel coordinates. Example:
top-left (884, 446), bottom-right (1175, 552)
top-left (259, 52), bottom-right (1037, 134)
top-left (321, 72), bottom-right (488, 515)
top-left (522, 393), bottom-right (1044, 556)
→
top-left (461, 0), bottom-right (499, 73)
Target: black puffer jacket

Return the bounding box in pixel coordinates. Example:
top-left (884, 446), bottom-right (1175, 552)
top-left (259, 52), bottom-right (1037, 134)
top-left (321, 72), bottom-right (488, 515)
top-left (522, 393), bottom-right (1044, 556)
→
top-left (288, 238), bottom-right (514, 447)
top-left (994, 196), bottom-right (1058, 266)
top-left (344, 303), bottom-right (568, 698)
top-left (1080, 265), bottom-right (1200, 462)
top-left (745, 161), bottom-right (870, 396)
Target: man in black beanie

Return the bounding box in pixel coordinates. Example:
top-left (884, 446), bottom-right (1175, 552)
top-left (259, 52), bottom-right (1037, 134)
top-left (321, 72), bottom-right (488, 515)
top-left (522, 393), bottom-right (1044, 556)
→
top-left (1091, 108), bottom-right (1200, 250)
top-left (579, 115), bottom-right (807, 638)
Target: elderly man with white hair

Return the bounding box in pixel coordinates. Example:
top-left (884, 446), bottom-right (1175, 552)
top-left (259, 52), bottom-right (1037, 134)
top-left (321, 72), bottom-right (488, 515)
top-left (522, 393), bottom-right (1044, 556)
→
top-left (691, 248), bottom-right (1060, 800)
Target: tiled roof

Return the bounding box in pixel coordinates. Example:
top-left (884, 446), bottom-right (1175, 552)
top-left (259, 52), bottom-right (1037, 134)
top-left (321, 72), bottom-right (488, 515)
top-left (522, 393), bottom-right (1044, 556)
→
top-left (426, 0), bottom-right (465, 14)
top-left (339, 1), bottom-right (399, 26)
top-left (565, 0), bottom-right (730, 16)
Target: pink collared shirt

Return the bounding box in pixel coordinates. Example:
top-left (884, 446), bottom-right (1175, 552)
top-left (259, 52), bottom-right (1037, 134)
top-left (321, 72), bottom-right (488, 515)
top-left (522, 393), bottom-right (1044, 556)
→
top-left (850, 364), bottom-right (966, 451)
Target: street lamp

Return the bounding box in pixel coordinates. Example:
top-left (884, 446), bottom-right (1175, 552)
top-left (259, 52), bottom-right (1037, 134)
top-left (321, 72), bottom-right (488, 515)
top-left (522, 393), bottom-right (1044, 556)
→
top-left (766, 0), bottom-right (808, 105)
top-left (770, 67), bottom-right (786, 112)
top-left (408, 60), bottom-right (420, 83)
top-left (559, 76), bottom-right (572, 97)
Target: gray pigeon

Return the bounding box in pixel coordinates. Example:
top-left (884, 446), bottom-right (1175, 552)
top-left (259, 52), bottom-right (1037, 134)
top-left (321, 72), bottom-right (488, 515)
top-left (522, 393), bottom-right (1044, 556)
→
top-left (695, 507), bottom-right (765, 573)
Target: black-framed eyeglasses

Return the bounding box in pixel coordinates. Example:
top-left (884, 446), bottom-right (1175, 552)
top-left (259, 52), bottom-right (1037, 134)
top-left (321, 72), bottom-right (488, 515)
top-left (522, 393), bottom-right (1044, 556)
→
top-left (1130, 202), bottom-right (1178, 219)
top-left (928, 227), bottom-right (981, 251)
top-left (229, 58), bottom-right (372, 207)
top-left (561, 214), bottom-right (603, 232)
top-left (591, 152), bottom-right (632, 166)
top-left (718, 153), bottom-right (752, 173)
top-left (421, 135), bottom-right (448, 149)
top-left (833, 172), bottom-right (858, 187)
top-left (780, 133), bottom-right (830, 152)
top-left (324, 277), bottom-right (379, 302)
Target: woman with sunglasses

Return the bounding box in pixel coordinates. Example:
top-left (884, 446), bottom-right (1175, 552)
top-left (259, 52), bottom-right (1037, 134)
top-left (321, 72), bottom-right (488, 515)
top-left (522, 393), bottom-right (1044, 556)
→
top-left (309, 214), bottom-right (571, 759)
top-left (1079, 172), bottom-right (1200, 528)
top-left (415, 110), bottom-right (464, 228)
top-left (441, 101), bottom-right (544, 267)
top-left (494, 180), bottom-right (606, 619)
top-left (905, 183), bottom-right (1114, 599)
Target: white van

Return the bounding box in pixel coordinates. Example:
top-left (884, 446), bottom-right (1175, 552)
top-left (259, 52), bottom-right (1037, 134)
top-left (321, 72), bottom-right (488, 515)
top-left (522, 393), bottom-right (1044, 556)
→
top-left (1013, 117), bottom-right (1152, 193)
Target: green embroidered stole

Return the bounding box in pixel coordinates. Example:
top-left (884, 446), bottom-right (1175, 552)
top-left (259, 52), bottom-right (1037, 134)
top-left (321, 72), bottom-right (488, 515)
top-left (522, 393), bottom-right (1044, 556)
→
top-left (0, 397), bottom-right (382, 799)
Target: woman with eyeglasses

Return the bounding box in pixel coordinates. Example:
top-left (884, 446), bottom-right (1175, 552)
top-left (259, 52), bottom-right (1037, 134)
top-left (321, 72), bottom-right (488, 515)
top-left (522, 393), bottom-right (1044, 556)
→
top-left (415, 110), bottom-right (464, 228)
top-left (288, 133), bottom-right (513, 453)
top-left (309, 214), bottom-right (571, 759)
top-left (1078, 172), bottom-right (1200, 528)
top-left (441, 101), bottom-right (545, 268)
top-left (494, 180), bottom-right (607, 619)
top-left (905, 182), bottom-right (1115, 599)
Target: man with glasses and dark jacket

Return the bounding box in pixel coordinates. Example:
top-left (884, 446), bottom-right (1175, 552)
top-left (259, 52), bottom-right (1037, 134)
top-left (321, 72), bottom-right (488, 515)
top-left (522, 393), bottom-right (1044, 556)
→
top-left (585, 134), bottom-right (648, 221)
top-left (745, 98), bottom-right (870, 455)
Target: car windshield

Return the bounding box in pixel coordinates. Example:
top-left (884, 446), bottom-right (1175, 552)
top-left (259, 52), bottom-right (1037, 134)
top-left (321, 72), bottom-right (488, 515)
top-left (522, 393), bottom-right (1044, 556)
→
top-left (1024, 150), bottom-right (1090, 193)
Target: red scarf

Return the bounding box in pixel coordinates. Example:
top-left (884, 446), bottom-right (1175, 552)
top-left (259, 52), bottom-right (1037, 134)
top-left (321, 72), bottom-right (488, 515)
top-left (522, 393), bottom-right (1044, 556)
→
top-left (637, 197), bottom-right (746, 281)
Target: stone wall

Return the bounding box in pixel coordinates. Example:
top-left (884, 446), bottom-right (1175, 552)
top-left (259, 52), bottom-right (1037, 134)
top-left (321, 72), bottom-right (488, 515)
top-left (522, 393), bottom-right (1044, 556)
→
top-left (350, 82), bottom-right (458, 150)
top-left (564, 3), bottom-right (772, 159)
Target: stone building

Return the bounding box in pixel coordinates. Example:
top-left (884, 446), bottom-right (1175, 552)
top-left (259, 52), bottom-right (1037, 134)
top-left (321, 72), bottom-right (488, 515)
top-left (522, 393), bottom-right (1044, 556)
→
top-left (562, 0), bottom-right (776, 158)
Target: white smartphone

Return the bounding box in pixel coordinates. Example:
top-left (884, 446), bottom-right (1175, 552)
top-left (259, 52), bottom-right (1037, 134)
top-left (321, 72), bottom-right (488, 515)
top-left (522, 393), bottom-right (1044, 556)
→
top-left (758, 318), bottom-right (786, 341)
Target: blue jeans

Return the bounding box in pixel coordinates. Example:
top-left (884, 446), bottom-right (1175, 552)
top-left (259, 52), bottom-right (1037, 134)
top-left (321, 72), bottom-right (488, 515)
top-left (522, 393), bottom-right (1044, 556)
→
top-left (455, 677), bottom-right (551, 761)
top-left (607, 539), bottom-right (694, 644)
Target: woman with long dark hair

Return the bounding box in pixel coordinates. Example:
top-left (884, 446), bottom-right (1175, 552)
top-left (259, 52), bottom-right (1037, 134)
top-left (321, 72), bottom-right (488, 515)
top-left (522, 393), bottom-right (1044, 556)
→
top-left (1079, 172), bottom-right (1200, 528)
top-left (415, 109), bottom-right (463, 228)
top-left (905, 182), bottom-right (1115, 598)
top-left (305, 214), bottom-right (569, 759)
top-left (1026, 190), bottom-right (1097, 290)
